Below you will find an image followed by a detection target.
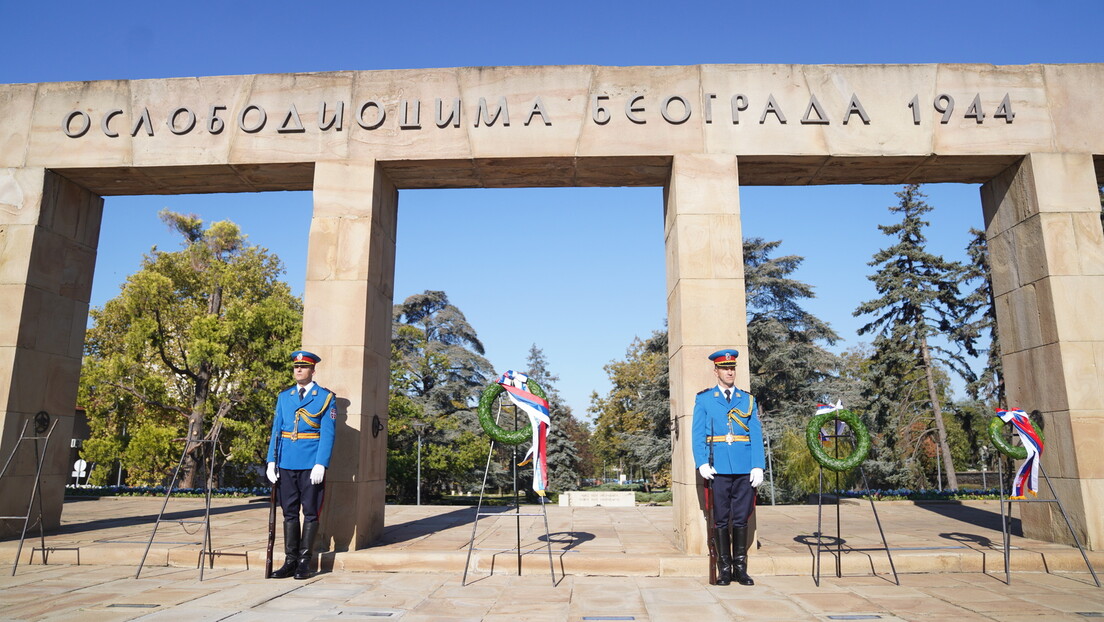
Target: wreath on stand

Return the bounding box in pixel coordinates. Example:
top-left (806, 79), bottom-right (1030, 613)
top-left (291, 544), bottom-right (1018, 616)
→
top-left (987, 415), bottom-right (1045, 459)
top-left (805, 408), bottom-right (872, 472)
top-left (477, 377), bottom-right (547, 445)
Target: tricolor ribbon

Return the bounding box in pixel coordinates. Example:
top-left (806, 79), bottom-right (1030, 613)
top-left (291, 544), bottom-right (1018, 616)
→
top-left (499, 370), bottom-right (552, 496)
top-left (816, 400), bottom-right (845, 441)
top-left (998, 408), bottom-right (1044, 499)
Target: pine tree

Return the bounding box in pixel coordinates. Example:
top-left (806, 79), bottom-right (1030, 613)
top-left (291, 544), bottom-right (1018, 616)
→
top-left (962, 228), bottom-right (1003, 406)
top-left (854, 184), bottom-right (975, 490)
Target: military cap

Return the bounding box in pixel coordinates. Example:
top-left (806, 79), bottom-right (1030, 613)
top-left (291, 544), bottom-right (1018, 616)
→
top-left (291, 350), bottom-right (321, 366)
top-left (709, 349), bottom-right (739, 367)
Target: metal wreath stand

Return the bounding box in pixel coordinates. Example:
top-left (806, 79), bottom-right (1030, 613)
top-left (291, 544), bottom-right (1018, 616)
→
top-left (992, 417), bottom-right (1099, 587)
top-left (462, 383), bottom-right (555, 586)
top-left (810, 412), bottom-right (898, 587)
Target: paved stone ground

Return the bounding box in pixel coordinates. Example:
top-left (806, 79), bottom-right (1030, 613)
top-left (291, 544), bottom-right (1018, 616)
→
top-left (0, 496), bottom-right (1102, 620)
top-left (1, 563), bottom-right (1102, 621)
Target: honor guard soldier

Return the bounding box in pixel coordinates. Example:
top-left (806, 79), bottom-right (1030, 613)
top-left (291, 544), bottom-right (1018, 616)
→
top-left (692, 348), bottom-right (765, 586)
top-left (265, 350), bottom-right (337, 579)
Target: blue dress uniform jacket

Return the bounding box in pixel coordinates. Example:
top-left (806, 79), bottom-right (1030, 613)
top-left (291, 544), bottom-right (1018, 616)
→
top-left (692, 386), bottom-right (766, 474)
top-left (266, 384), bottom-right (337, 470)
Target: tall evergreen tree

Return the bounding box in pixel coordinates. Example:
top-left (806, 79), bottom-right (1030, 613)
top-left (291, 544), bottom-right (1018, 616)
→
top-left (962, 228), bottom-right (1003, 406)
top-left (389, 290), bottom-right (494, 499)
top-left (854, 184), bottom-right (975, 490)
top-left (743, 238), bottom-right (841, 430)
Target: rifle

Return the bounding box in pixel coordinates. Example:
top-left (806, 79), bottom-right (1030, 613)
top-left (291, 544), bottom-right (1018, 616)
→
top-left (265, 432), bottom-right (281, 578)
top-left (704, 418), bottom-right (717, 585)
top-left (704, 477), bottom-right (717, 585)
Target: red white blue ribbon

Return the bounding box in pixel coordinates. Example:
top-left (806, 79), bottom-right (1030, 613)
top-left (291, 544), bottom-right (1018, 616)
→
top-left (499, 370), bottom-right (552, 496)
top-left (998, 408), bottom-right (1044, 498)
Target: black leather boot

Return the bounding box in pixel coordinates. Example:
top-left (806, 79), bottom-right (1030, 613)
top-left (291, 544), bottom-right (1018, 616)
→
top-left (294, 520), bottom-right (319, 579)
top-left (270, 518), bottom-right (300, 578)
top-left (732, 526), bottom-right (754, 585)
top-left (714, 527), bottom-right (732, 586)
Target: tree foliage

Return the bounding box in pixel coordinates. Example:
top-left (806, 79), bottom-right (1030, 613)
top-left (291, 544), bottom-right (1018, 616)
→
top-left (388, 290), bottom-right (495, 501)
top-left (588, 330), bottom-right (670, 486)
top-left (854, 184), bottom-right (974, 490)
top-left (79, 209), bottom-right (303, 487)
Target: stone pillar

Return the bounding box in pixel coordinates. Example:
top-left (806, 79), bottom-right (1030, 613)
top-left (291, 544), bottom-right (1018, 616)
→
top-left (0, 169), bottom-right (102, 536)
top-left (666, 154), bottom-right (749, 554)
top-left (981, 153), bottom-right (1104, 549)
top-left (304, 161), bottom-right (397, 551)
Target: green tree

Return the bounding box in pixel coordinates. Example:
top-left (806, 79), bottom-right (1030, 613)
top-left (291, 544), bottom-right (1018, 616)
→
top-left (961, 228), bottom-right (1003, 406)
top-left (742, 237), bottom-right (842, 501)
top-left (79, 209), bottom-right (303, 487)
top-left (854, 185), bottom-right (975, 490)
top-left (588, 330), bottom-right (670, 487)
top-left (389, 290), bottom-right (495, 500)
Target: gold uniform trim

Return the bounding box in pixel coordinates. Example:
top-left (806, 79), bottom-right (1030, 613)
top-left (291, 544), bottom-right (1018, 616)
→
top-left (707, 434), bottom-right (750, 444)
top-left (282, 431), bottom-right (320, 440)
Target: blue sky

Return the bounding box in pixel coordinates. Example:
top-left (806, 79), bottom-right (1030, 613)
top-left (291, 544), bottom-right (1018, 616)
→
top-left (2, 1), bottom-right (1101, 420)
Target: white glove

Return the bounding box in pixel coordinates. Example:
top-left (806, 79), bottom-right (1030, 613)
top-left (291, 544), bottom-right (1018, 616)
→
top-left (750, 467), bottom-right (764, 488)
top-left (310, 464), bottom-right (326, 485)
top-left (266, 462), bottom-right (278, 484)
top-left (698, 464), bottom-right (716, 480)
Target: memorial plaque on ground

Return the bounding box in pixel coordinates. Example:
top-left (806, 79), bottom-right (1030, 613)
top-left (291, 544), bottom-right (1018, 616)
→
top-left (558, 491), bottom-right (635, 507)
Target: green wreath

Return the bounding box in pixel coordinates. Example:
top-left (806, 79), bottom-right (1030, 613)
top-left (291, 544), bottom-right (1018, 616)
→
top-left (477, 378), bottom-right (546, 445)
top-left (987, 416), bottom-right (1045, 459)
top-left (805, 409), bottom-right (872, 472)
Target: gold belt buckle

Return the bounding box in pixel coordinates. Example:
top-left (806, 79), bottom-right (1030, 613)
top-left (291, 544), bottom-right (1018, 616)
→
top-left (725, 433), bottom-right (735, 444)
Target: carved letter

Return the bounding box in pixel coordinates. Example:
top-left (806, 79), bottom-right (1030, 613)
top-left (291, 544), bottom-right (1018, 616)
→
top-left (319, 101), bottom-right (344, 131)
top-left (801, 95), bottom-right (830, 124)
top-left (661, 95), bottom-right (691, 124)
top-left (101, 109), bottom-right (123, 137)
top-left (703, 93), bottom-right (716, 124)
top-left (760, 95), bottom-right (786, 124)
top-left (278, 105), bottom-right (306, 133)
top-left (626, 95), bottom-right (646, 124)
top-left (357, 101), bottom-right (385, 129)
top-left (168, 107), bottom-right (196, 135)
top-left (730, 94), bottom-right (748, 124)
top-left (591, 95), bottom-right (611, 125)
top-left (131, 107), bottom-right (155, 136)
top-left (476, 97), bottom-right (510, 127)
top-left (209, 105), bottom-right (227, 134)
top-left (63, 110), bottom-right (91, 138)
top-left (436, 98), bottom-right (461, 128)
top-left (400, 99), bottom-right (421, 129)
top-left (965, 94), bottom-right (985, 124)
top-left (843, 94), bottom-right (870, 125)
top-left (525, 97), bottom-right (551, 126)
top-left (239, 105), bottom-right (267, 133)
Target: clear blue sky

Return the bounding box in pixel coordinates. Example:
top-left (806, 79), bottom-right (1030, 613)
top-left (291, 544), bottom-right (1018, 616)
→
top-left (2, 1), bottom-right (1100, 420)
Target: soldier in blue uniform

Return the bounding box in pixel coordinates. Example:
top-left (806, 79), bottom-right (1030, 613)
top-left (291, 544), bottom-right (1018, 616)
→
top-left (692, 348), bottom-right (765, 586)
top-left (265, 350), bottom-right (337, 579)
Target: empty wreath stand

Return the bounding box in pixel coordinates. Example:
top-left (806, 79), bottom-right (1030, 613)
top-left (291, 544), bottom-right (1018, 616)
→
top-left (462, 398), bottom-right (556, 586)
top-left (811, 420), bottom-right (898, 587)
top-left (135, 402), bottom-right (244, 581)
top-left (0, 413), bottom-right (62, 576)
